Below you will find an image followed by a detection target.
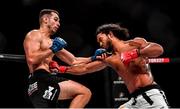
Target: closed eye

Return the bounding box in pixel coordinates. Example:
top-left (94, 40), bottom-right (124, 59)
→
top-left (54, 17), bottom-right (59, 22)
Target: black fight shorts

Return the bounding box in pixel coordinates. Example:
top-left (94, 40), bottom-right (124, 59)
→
top-left (27, 69), bottom-right (68, 108)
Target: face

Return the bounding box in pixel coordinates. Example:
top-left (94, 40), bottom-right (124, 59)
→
top-left (46, 12), bottom-right (60, 34)
top-left (97, 33), bottom-right (111, 49)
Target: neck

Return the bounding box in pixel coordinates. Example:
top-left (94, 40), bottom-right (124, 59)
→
top-left (39, 25), bottom-right (52, 38)
top-left (111, 37), bottom-right (124, 53)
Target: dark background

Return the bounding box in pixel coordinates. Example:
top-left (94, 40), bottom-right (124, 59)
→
top-left (0, 0), bottom-right (179, 108)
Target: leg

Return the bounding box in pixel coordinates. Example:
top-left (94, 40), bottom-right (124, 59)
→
top-left (58, 80), bottom-right (92, 108)
top-left (119, 98), bottom-right (135, 109)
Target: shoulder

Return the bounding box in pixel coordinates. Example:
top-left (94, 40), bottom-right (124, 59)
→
top-left (131, 37), bottom-right (148, 45)
top-left (24, 29), bottom-right (42, 45)
top-left (25, 29), bottom-right (41, 40)
top-left (26, 29), bottom-right (41, 37)
top-left (124, 37), bottom-right (148, 48)
top-left (133, 37), bottom-right (147, 42)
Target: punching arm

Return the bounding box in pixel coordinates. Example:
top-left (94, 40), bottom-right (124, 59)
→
top-left (55, 48), bottom-right (107, 66)
top-left (66, 61), bottom-right (107, 75)
top-left (49, 60), bottom-right (107, 75)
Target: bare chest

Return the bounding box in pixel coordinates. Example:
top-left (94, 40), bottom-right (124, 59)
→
top-left (40, 39), bottom-right (52, 50)
top-left (106, 44), bottom-right (147, 74)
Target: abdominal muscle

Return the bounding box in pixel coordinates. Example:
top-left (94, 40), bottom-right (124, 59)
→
top-left (120, 72), bottom-right (153, 93)
top-left (29, 56), bottom-right (53, 74)
top-left (115, 58), bottom-right (153, 93)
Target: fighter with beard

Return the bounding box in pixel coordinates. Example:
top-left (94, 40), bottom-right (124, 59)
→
top-left (54, 23), bottom-right (169, 108)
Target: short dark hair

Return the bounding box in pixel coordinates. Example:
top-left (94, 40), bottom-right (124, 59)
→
top-left (96, 23), bottom-right (130, 40)
top-left (39, 9), bottom-right (59, 24)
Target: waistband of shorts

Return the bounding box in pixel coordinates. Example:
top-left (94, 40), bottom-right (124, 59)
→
top-left (130, 84), bottom-right (162, 98)
top-left (30, 69), bottom-right (50, 76)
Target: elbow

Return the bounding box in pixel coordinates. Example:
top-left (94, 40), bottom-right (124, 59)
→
top-left (153, 44), bottom-right (164, 57)
top-left (158, 45), bottom-right (164, 56)
top-left (27, 58), bottom-right (34, 65)
top-left (70, 59), bottom-right (78, 66)
top-left (27, 57), bottom-right (37, 65)
top-left (142, 43), bottom-right (164, 57)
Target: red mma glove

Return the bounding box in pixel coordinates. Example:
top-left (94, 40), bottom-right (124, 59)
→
top-left (121, 49), bottom-right (140, 66)
top-left (49, 61), bottom-right (67, 73)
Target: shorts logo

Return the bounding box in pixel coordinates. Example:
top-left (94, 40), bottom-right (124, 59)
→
top-left (28, 82), bottom-right (38, 96)
top-left (43, 86), bottom-right (55, 100)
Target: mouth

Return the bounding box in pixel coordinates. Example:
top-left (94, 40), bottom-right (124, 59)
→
top-left (99, 42), bottom-right (103, 47)
top-left (54, 26), bottom-right (59, 31)
top-left (55, 27), bottom-right (58, 30)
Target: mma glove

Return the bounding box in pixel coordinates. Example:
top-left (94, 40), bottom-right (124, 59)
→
top-left (91, 48), bottom-right (107, 61)
top-left (49, 61), bottom-right (67, 73)
top-left (121, 48), bottom-right (140, 66)
top-left (50, 37), bottom-right (67, 53)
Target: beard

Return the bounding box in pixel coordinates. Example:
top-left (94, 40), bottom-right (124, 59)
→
top-left (47, 25), bottom-right (56, 35)
top-left (106, 40), bottom-right (113, 53)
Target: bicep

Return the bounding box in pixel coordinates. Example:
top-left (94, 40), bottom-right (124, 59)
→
top-left (23, 33), bottom-right (40, 58)
top-left (133, 37), bottom-right (162, 49)
top-left (131, 37), bottom-right (150, 49)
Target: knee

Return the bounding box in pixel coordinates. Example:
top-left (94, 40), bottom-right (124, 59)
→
top-left (85, 87), bottom-right (92, 99)
top-left (82, 87), bottom-right (92, 100)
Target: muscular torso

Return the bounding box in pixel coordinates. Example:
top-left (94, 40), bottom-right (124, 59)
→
top-left (34, 38), bottom-right (53, 72)
top-left (25, 30), bottom-right (54, 73)
top-left (106, 42), bottom-right (153, 93)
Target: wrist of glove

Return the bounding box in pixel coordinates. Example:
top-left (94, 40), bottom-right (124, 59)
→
top-left (121, 48), bottom-right (140, 65)
top-left (49, 61), bottom-right (67, 73)
top-left (50, 37), bottom-right (67, 53)
top-left (91, 48), bottom-right (107, 61)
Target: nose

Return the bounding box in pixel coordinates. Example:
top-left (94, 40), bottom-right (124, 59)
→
top-left (99, 42), bottom-right (103, 47)
top-left (57, 22), bottom-right (60, 27)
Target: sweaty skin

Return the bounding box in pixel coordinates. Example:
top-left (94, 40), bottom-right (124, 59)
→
top-left (65, 35), bottom-right (163, 94)
top-left (98, 34), bottom-right (163, 93)
top-left (105, 43), bottom-right (152, 93)
top-left (24, 30), bottom-right (55, 73)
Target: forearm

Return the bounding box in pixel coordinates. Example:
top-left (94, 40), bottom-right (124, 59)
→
top-left (55, 50), bottom-right (92, 65)
top-left (140, 43), bottom-right (164, 57)
top-left (72, 57), bottom-right (92, 65)
top-left (66, 61), bottom-right (107, 75)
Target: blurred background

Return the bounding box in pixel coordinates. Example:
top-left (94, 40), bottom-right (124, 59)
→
top-left (0, 0), bottom-right (179, 108)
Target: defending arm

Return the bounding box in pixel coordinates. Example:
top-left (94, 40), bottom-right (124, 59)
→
top-left (121, 37), bottom-right (164, 66)
top-left (55, 48), bottom-right (107, 66)
top-left (50, 37), bottom-right (67, 53)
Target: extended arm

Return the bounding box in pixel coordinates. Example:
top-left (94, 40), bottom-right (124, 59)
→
top-left (55, 49), bottom-right (92, 65)
top-left (55, 48), bottom-right (107, 65)
top-left (50, 49), bottom-right (108, 75)
top-left (49, 60), bottom-right (107, 75)
top-left (66, 61), bottom-right (107, 75)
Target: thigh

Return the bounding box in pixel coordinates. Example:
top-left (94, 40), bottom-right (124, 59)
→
top-left (149, 90), bottom-right (169, 108)
top-left (58, 80), bottom-right (89, 100)
top-left (119, 98), bottom-right (136, 109)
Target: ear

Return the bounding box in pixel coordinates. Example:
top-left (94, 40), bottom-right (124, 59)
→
top-left (108, 31), bottom-right (114, 39)
top-left (42, 16), bottom-right (48, 24)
